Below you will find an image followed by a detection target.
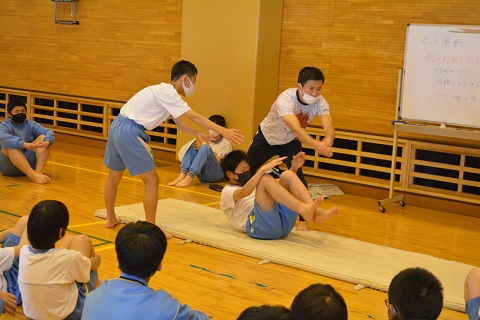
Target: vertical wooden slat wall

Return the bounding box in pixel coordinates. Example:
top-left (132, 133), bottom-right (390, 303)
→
top-left (279, 0), bottom-right (480, 146)
top-left (1, 0), bottom-right (479, 144)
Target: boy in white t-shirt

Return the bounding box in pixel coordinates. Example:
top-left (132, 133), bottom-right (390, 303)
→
top-left (219, 150), bottom-right (338, 240)
top-left (19, 200), bottom-right (101, 320)
top-left (104, 60), bottom-right (243, 229)
top-left (0, 216), bottom-right (28, 316)
top-left (247, 66), bottom-right (335, 231)
top-left (168, 115), bottom-right (232, 188)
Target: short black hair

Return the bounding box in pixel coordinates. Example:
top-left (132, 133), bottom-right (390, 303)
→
top-left (388, 267), bottom-right (444, 320)
top-left (7, 98), bottom-right (27, 114)
top-left (27, 200), bottom-right (70, 250)
top-left (209, 114), bottom-right (226, 127)
top-left (237, 305), bottom-right (296, 320)
top-left (171, 60), bottom-right (198, 81)
top-left (220, 150), bottom-right (250, 175)
top-left (297, 67), bottom-right (325, 86)
top-left (115, 221), bottom-right (167, 279)
top-left (291, 283), bottom-right (347, 320)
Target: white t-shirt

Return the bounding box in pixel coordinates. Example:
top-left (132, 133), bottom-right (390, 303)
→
top-left (220, 184), bottom-right (256, 231)
top-left (260, 88), bottom-right (330, 145)
top-left (0, 247), bottom-right (14, 292)
top-left (19, 246), bottom-right (92, 320)
top-left (207, 137), bottom-right (232, 158)
top-left (120, 83), bottom-right (191, 130)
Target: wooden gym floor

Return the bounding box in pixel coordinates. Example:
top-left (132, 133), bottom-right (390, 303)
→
top-left (1, 141), bottom-right (479, 319)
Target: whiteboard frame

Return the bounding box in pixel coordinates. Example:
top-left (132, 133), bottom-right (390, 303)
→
top-left (399, 23), bottom-right (480, 129)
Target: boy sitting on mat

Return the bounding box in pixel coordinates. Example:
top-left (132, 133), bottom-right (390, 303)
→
top-left (168, 114), bottom-right (232, 188)
top-left (219, 150), bottom-right (338, 240)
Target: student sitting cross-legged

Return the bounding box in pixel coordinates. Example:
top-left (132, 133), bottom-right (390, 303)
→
top-left (82, 221), bottom-right (209, 320)
top-left (219, 150), bottom-right (338, 240)
top-left (18, 200), bottom-right (101, 320)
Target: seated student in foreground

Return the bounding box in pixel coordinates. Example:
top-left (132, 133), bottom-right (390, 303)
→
top-left (386, 267), bottom-right (443, 320)
top-left (0, 98), bottom-right (55, 184)
top-left (82, 221), bottom-right (209, 320)
top-left (465, 267), bottom-right (480, 320)
top-left (290, 283), bottom-right (347, 320)
top-left (237, 305), bottom-right (296, 320)
top-left (0, 216), bottom-right (29, 316)
top-left (220, 150), bottom-right (338, 240)
top-left (168, 114), bottom-right (232, 188)
top-left (18, 200), bottom-right (101, 320)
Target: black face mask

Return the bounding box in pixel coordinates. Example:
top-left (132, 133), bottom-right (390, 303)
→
top-left (235, 171), bottom-right (252, 185)
top-left (12, 113), bottom-right (27, 123)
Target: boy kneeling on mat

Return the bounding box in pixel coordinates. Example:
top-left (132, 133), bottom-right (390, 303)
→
top-left (220, 150), bottom-right (338, 240)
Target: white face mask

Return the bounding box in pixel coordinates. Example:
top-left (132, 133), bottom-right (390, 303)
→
top-left (182, 76), bottom-right (195, 97)
top-left (209, 130), bottom-right (220, 137)
top-left (301, 92), bottom-right (320, 104)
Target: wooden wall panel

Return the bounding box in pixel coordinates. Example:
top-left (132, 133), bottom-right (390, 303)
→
top-left (1, 1), bottom-right (480, 146)
top-left (0, 0), bottom-right (182, 102)
top-left (279, 0), bottom-right (480, 143)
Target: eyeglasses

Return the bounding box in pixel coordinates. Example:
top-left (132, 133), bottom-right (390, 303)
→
top-left (385, 299), bottom-right (398, 313)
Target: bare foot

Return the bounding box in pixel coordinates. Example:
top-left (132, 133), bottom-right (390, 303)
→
top-left (106, 215), bottom-right (120, 228)
top-left (175, 175), bottom-right (194, 188)
top-left (296, 220), bottom-right (309, 231)
top-left (167, 173), bottom-right (186, 186)
top-left (312, 206), bottom-right (339, 224)
top-left (30, 172), bottom-right (50, 184)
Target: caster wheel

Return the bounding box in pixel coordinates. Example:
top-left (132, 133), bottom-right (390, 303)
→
top-left (400, 200), bottom-right (406, 207)
top-left (380, 206), bottom-right (386, 213)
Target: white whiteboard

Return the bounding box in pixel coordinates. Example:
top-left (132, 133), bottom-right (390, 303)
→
top-left (400, 24), bottom-right (480, 128)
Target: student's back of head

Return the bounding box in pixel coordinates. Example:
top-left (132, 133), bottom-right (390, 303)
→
top-left (27, 200), bottom-right (69, 250)
top-left (115, 221), bottom-right (167, 279)
top-left (237, 305), bottom-right (296, 320)
top-left (387, 267), bottom-right (444, 320)
top-left (291, 283), bottom-right (347, 320)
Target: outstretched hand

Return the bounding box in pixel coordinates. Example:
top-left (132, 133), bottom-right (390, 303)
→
top-left (290, 152), bottom-right (306, 172)
top-left (260, 156), bottom-right (287, 173)
top-left (221, 128), bottom-right (244, 146)
top-left (0, 290), bottom-right (17, 315)
top-left (197, 133), bottom-right (210, 146)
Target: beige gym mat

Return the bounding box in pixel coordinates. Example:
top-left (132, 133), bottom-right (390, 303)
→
top-left (95, 198), bottom-right (472, 312)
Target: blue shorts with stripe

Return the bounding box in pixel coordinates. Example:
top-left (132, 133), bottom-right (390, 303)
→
top-left (104, 114), bottom-right (155, 176)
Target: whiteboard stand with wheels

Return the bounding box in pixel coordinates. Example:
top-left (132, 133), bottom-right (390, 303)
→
top-left (378, 23), bottom-right (480, 213)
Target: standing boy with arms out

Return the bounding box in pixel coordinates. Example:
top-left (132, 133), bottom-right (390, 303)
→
top-left (220, 150), bottom-right (338, 240)
top-left (104, 60), bottom-right (243, 228)
top-left (247, 67), bottom-right (335, 231)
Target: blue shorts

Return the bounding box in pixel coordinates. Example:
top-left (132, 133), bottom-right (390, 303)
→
top-left (104, 114), bottom-right (155, 176)
top-left (466, 296), bottom-right (480, 320)
top-left (1, 233), bottom-right (21, 304)
top-left (0, 149), bottom-right (36, 176)
top-left (246, 202), bottom-right (298, 240)
top-left (65, 270), bottom-right (98, 320)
